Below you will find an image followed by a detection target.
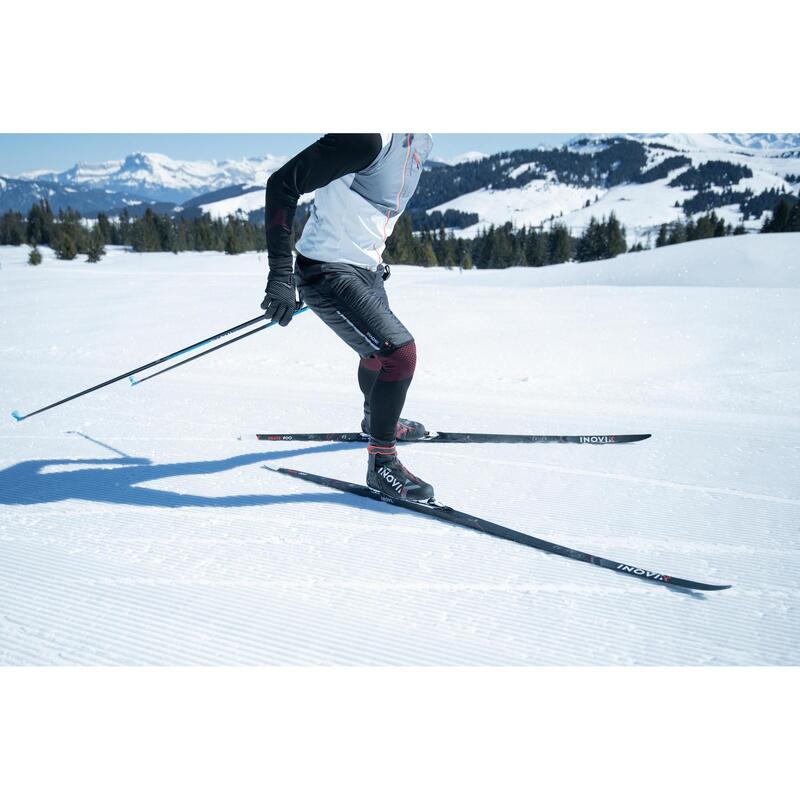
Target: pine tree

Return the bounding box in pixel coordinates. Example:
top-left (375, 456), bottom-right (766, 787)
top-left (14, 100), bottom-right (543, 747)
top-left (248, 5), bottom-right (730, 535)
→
top-left (656, 223), bottom-right (669, 247)
top-left (606, 213), bottom-right (627, 257)
top-left (96, 213), bottom-right (113, 246)
top-left (85, 226), bottom-right (106, 263)
top-left (525, 229), bottom-right (549, 266)
top-left (26, 201), bottom-right (54, 246)
top-left (385, 214), bottom-right (416, 264)
top-left (788, 201), bottom-right (800, 232)
top-left (763, 198), bottom-right (792, 232)
top-left (0, 212), bottom-right (25, 245)
top-left (419, 237), bottom-right (438, 267)
top-left (28, 245), bottom-right (42, 265)
top-left (224, 217), bottom-right (245, 255)
top-left (575, 217), bottom-right (602, 261)
top-left (53, 231), bottom-right (78, 260)
top-left (489, 224), bottom-right (514, 268)
top-left (548, 224), bottom-right (572, 264)
top-left (669, 221), bottom-right (687, 244)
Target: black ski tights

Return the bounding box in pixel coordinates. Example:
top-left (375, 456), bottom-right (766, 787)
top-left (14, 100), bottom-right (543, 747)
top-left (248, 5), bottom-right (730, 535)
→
top-left (358, 341), bottom-right (417, 443)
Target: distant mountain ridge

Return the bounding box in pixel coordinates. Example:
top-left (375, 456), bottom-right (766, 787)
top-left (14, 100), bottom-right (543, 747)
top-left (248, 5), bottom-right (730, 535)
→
top-left (0, 175), bottom-right (173, 217)
top-left (3, 134), bottom-right (799, 243)
top-left (17, 151), bottom-right (287, 203)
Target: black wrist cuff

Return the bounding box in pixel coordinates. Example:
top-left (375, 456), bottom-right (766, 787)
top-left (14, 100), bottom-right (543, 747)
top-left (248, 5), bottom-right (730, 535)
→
top-left (268, 257), bottom-right (294, 273)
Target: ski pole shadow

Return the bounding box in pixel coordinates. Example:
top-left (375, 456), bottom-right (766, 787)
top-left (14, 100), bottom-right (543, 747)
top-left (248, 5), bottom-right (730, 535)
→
top-left (0, 441), bottom-right (383, 511)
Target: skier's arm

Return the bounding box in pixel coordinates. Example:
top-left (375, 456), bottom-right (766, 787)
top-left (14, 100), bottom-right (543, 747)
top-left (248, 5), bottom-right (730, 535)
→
top-left (264, 133), bottom-right (383, 272)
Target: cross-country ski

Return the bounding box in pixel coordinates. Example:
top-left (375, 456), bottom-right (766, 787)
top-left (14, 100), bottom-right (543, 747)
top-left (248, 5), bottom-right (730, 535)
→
top-left (267, 466), bottom-right (730, 592)
top-left (248, 431), bottom-right (652, 444)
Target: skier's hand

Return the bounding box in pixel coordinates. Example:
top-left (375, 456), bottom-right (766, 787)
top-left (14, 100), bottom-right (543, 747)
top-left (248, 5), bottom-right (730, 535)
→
top-left (261, 270), bottom-right (297, 327)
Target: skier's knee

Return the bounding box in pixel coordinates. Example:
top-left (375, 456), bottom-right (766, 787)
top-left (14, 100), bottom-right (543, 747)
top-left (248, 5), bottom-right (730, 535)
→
top-left (376, 341), bottom-right (416, 381)
top-left (359, 354), bottom-right (382, 373)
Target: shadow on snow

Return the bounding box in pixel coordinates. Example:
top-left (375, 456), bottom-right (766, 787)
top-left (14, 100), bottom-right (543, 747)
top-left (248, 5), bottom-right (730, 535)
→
top-left (0, 441), bottom-right (398, 515)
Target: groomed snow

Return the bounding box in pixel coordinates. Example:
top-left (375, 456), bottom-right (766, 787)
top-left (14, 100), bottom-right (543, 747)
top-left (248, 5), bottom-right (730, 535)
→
top-left (1, 234), bottom-right (798, 665)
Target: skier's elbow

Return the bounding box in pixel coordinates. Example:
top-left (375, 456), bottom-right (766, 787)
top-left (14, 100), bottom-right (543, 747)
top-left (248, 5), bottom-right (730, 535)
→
top-left (266, 167), bottom-right (298, 204)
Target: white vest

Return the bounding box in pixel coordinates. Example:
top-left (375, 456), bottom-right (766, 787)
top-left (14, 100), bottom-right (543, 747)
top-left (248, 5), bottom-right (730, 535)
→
top-left (296, 133), bottom-right (433, 269)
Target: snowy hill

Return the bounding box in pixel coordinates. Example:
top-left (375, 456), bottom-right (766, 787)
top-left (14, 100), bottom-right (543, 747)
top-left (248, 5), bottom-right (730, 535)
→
top-left (427, 135), bottom-right (800, 244)
top-left (1, 233), bottom-right (798, 665)
top-left (18, 151), bottom-right (288, 203)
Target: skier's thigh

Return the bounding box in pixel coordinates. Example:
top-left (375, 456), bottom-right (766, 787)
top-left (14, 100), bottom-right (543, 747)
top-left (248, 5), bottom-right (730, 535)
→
top-left (298, 262), bottom-right (412, 356)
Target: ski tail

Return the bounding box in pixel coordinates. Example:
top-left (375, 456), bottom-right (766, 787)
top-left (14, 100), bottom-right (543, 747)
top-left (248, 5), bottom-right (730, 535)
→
top-left (265, 466), bottom-right (730, 593)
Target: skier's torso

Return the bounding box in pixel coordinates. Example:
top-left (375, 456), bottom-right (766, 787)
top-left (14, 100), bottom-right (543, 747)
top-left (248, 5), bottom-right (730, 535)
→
top-left (296, 133), bottom-right (433, 269)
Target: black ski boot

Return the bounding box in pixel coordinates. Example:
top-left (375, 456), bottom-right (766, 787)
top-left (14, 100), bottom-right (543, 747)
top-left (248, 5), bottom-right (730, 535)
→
top-left (366, 443), bottom-right (434, 502)
top-left (361, 416), bottom-right (428, 442)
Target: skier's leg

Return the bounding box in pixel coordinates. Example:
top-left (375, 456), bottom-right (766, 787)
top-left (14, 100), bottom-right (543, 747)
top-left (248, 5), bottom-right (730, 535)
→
top-left (365, 342), bottom-right (416, 441)
top-left (295, 260), bottom-right (433, 499)
top-left (296, 260), bottom-right (425, 436)
top-left (358, 355), bottom-right (381, 424)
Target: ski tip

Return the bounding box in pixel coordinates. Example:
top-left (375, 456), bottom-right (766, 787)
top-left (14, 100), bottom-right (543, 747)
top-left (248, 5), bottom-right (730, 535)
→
top-left (263, 466), bottom-right (297, 478)
top-left (10, 409), bottom-right (22, 422)
top-left (129, 377), bottom-right (139, 387)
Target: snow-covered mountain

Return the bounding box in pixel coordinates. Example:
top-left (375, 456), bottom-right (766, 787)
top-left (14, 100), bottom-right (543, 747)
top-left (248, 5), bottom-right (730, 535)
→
top-left (630, 133), bottom-right (800, 152)
top-left (194, 134), bottom-right (800, 241)
top-left (17, 151), bottom-right (288, 203)
top-left (3, 135), bottom-right (799, 243)
top-left (423, 134), bottom-right (800, 244)
top-left (0, 175), bottom-right (173, 217)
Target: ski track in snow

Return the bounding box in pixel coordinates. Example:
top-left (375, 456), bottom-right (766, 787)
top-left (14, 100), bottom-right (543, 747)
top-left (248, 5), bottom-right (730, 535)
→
top-left (0, 238), bottom-right (798, 665)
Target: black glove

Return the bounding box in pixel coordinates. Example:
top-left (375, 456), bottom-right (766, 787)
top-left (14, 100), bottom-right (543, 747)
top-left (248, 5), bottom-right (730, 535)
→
top-left (261, 269), bottom-right (297, 327)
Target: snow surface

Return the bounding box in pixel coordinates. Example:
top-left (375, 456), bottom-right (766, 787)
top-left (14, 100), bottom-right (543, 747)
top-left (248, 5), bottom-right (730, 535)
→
top-left (440, 151), bottom-right (489, 165)
top-left (1, 235), bottom-right (799, 665)
top-left (434, 179), bottom-right (601, 236)
top-left (198, 187), bottom-right (265, 218)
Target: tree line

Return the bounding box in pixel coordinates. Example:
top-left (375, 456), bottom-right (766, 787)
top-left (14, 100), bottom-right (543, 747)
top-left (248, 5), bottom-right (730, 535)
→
top-left (2, 196), bottom-right (798, 270)
top-left (385, 213), bottom-right (627, 268)
top-left (0, 203), bottom-right (267, 263)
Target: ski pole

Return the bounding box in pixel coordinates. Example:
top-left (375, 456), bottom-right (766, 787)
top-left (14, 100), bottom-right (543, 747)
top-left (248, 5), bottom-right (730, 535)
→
top-left (10, 312), bottom-right (288, 422)
top-left (131, 305), bottom-right (309, 386)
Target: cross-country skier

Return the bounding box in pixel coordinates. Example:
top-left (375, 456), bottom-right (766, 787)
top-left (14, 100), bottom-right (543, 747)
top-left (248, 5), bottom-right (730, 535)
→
top-left (261, 133), bottom-right (435, 501)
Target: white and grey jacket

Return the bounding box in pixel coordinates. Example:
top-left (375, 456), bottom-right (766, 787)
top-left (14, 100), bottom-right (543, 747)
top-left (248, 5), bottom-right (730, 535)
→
top-left (265, 133), bottom-right (433, 272)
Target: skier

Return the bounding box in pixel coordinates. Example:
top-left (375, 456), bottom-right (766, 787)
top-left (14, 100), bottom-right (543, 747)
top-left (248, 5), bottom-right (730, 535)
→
top-left (261, 133), bottom-right (435, 501)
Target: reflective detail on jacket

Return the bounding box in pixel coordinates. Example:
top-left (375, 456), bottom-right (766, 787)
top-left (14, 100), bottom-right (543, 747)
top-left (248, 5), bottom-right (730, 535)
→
top-left (296, 133), bottom-right (433, 270)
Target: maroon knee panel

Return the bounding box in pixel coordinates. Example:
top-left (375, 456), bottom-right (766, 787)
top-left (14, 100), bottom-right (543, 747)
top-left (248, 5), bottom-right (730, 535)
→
top-left (374, 341), bottom-right (416, 382)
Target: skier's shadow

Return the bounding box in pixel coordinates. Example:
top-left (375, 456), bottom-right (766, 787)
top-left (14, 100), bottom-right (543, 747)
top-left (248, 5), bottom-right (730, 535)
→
top-left (0, 441), bottom-right (386, 511)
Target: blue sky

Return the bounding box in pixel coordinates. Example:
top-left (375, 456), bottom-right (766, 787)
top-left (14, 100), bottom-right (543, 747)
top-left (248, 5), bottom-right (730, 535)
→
top-left (0, 133), bottom-right (576, 175)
